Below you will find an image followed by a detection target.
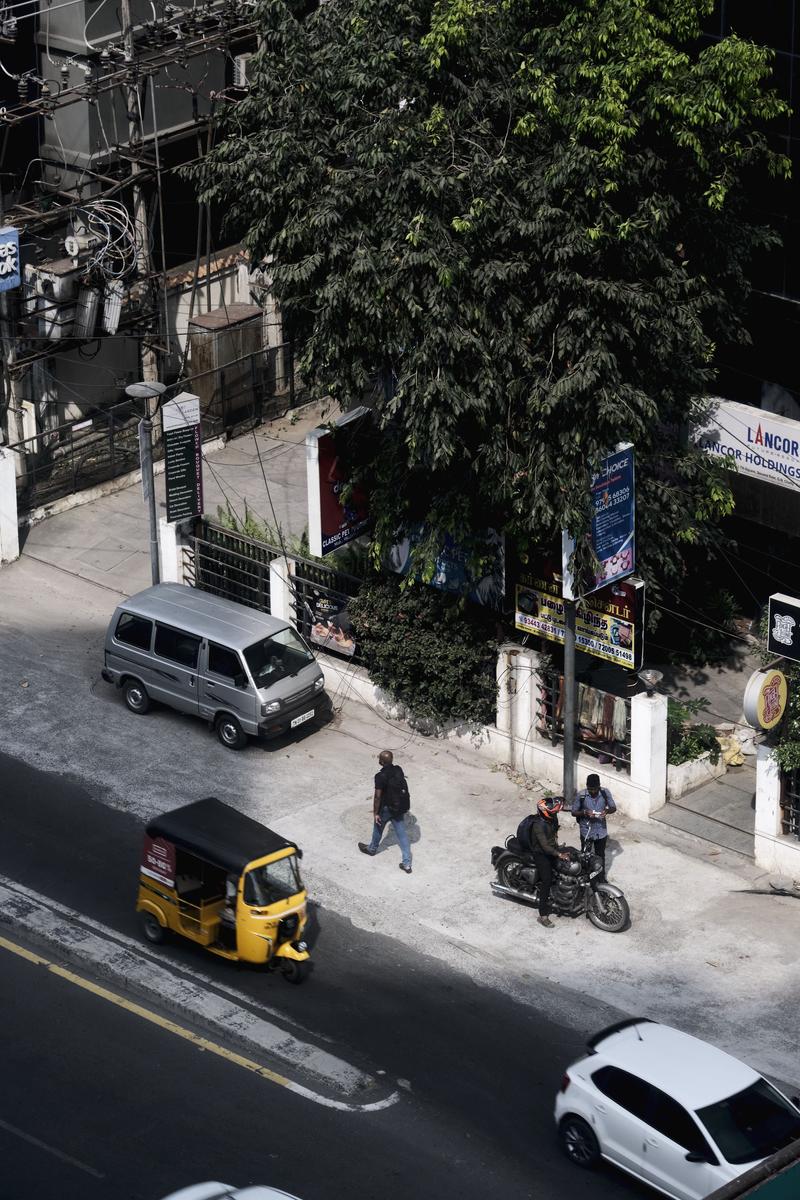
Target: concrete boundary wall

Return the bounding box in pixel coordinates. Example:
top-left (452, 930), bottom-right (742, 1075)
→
top-left (755, 744), bottom-right (800, 876)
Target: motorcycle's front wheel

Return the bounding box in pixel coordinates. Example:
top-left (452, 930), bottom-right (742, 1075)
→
top-left (588, 885), bottom-right (630, 933)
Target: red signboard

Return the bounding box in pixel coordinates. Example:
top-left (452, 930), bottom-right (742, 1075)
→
top-left (140, 835), bottom-right (176, 887)
top-left (306, 407), bottom-right (370, 556)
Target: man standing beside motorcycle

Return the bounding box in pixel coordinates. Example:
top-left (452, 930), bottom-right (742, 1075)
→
top-left (571, 772), bottom-right (616, 880)
top-left (528, 796), bottom-right (570, 930)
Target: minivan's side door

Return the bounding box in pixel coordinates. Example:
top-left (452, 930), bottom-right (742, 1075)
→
top-left (150, 623), bottom-right (201, 714)
top-left (198, 642), bottom-right (257, 732)
top-left (638, 1087), bottom-right (721, 1200)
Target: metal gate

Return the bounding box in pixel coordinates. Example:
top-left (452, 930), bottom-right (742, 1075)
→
top-left (781, 769), bottom-right (800, 839)
top-left (537, 672), bottom-right (632, 773)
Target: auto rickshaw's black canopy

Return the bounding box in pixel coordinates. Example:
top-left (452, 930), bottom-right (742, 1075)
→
top-left (146, 797), bottom-right (297, 875)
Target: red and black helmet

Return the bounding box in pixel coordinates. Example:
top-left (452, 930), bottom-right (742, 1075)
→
top-left (537, 795), bottom-right (564, 818)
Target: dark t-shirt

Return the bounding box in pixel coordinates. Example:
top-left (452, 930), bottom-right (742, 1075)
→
top-left (375, 765), bottom-right (395, 794)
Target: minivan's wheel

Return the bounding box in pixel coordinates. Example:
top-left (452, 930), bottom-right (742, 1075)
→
top-left (559, 1115), bottom-right (601, 1168)
top-left (281, 959), bottom-right (309, 985)
top-left (588, 885), bottom-right (630, 933)
top-left (140, 911), bottom-right (166, 945)
top-left (216, 714), bottom-right (248, 750)
top-left (124, 679), bottom-right (150, 714)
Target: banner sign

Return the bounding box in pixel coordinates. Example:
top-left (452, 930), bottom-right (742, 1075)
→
top-left (742, 668), bottom-right (788, 730)
top-left (163, 392), bottom-right (203, 523)
top-left (0, 227), bottom-right (20, 292)
top-left (388, 527), bottom-right (505, 609)
top-left (562, 443), bottom-right (635, 599)
top-left (306, 407), bottom-right (370, 556)
top-left (309, 591), bottom-right (356, 657)
top-left (696, 399), bottom-right (800, 492)
top-left (767, 593), bottom-right (800, 664)
top-left (140, 835), bottom-right (176, 887)
top-left (515, 563), bottom-right (644, 669)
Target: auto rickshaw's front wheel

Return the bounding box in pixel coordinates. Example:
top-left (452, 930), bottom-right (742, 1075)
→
top-left (216, 714), bottom-right (248, 750)
top-left (140, 911), bottom-right (166, 945)
top-left (281, 959), bottom-right (310, 985)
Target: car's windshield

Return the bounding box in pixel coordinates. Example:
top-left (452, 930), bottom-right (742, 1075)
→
top-left (696, 1078), bottom-right (800, 1164)
top-left (243, 628), bottom-right (315, 687)
top-left (244, 855), bottom-right (302, 906)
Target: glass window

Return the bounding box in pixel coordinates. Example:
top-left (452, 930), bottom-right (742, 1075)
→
top-left (115, 612), bottom-right (153, 651)
top-left (649, 1089), bottom-right (711, 1155)
top-left (243, 627), bottom-right (315, 687)
top-left (208, 642), bottom-right (245, 681)
top-left (697, 1078), bottom-right (800, 1165)
top-left (592, 1067), bottom-right (653, 1123)
top-left (154, 624), bottom-right (200, 669)
top-left (244, 855), bottom-right (302, 906)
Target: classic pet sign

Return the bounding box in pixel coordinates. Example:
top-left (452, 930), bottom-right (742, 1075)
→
top-left (742, 668), bottom-right (788, 731)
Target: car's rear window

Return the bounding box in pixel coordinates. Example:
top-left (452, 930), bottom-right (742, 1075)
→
top-left (697, 1078), bottom-right (800, 1164)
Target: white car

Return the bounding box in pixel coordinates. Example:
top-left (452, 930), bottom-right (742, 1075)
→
top-left (159, 1186), bottom-right (302, 1200)
top-left (554, 1019), bottom-right (800, 1200)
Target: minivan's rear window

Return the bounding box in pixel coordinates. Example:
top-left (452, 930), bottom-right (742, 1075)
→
top-left (115, 613), bottom-right (153, 651)
top-left (154, 624), bottom-right (201, 669)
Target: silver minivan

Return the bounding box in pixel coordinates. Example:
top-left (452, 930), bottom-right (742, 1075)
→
top-left (101, 583), bottom-right (332, 749)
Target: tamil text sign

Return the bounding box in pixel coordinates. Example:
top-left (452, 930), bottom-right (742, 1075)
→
top-left (163, 392), bottom-right (203, 523)
top-left (697, 399), bottom-right (800, 491)
top-left (515, 567), bottom-right (644, 669)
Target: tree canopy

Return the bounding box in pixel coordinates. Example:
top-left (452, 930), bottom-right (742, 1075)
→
top-left (191, 0), bottom-right (788, 596)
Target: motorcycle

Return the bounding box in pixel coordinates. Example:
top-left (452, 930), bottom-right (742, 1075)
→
top-left (490, 834), bottom-right (630, 933)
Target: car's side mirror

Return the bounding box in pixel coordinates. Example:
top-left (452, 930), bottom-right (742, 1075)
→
top-left (686, 1151), bottom-right (714, 1165)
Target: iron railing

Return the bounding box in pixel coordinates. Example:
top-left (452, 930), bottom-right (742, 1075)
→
top-left (537, 672), bottom-right (632, 773)
top-left (781, 769), bottom-right (800, 840)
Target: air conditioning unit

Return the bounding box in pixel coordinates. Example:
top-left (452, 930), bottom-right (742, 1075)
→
top-left (233, 52), bottom-right (252, 88)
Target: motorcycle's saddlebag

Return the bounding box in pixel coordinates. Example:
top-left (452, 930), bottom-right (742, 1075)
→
top-left (490, 845), bottom-right (505, 867)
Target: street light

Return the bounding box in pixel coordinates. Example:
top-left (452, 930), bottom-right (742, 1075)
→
top-left (126, 380), bottom-right (166, 586)
top-left (637, 668), bottom-right (663, 697)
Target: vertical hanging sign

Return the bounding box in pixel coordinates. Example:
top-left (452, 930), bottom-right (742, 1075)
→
top-left (163, 392), bottom-right (204, 523)
top-left (0, 227), bottom-right (20, 292)
top-left (563, 442), bottom-right (636, 599)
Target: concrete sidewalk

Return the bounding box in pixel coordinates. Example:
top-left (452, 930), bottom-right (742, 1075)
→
top-left (0, 548), bottom-right (798, 1094)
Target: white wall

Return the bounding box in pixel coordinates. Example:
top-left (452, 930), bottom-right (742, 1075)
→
top-left (755, 744), bottom-right (800, 876)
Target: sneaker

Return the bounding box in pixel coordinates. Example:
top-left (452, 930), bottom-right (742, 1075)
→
top-left (399, 863), bottom-right (412, 874)
top-left (537, 915), bottom-right (554, 928)
top-left (358, 843), bottom-right (376, 856)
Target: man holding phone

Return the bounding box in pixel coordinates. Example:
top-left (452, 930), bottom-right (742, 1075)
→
top-left (571, 772), bottom-right (616, 880)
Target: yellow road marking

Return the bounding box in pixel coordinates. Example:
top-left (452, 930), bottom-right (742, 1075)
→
top-left (0, 933), bottom-right (291, 1089)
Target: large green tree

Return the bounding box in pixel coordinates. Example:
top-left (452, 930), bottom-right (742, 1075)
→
top-left (191, 0), bottom-right (788, 596)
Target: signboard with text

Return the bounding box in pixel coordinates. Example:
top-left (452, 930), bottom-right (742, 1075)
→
top-left (697, 399), bottom-right (800, 492)
top-left (767, 593), bottom-right (800, 664)
top-left (140, 835), bottom-right (176, 887)
top-left (163, 392), bottom-right (204, 523)
top-left (515, 561), bottom-right (644, 670)
top-left (306, 407), bottom-right (370, 556)
top-left (562, 444), bottom-right (635, 599)
top-left (0, 227), bottom-right (20, 293)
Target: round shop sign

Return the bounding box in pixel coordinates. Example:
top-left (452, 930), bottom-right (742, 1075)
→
top-left (742, 668), bottom-right (788, 730)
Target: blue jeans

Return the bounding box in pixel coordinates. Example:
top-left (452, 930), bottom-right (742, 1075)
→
top-left (369, 806), bottom-right (411, 866)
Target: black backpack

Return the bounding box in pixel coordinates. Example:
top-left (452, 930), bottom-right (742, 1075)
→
top-left (516, 814), bottom-right (537, 853)
top-left (384, 766), bottom-right (411, 816)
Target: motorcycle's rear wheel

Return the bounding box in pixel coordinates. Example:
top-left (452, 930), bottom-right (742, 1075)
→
top-left (588, 885), bottom-right (629, 933)
top-left (498, 856), bottom-right (534, 895)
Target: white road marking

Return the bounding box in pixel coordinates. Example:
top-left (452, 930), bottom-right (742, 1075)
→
top-left (0, 1114), bottom-right (105, 1178)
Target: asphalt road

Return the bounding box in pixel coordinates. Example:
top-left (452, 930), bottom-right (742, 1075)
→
top-left (0, 749), bottom-right (649, 1200)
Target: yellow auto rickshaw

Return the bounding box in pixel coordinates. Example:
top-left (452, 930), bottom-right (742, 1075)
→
top-left (136, 796), bottom-right (311, 983)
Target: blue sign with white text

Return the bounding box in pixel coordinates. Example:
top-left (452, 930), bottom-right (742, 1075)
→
top-left (0, 227), bottom-right (20, 292)
top-left (589, 445), bottom-right (635, 592)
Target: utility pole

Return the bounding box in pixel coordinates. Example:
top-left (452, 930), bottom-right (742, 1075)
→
top-left (562, 599), bottom-right (577, 804)
top-left (120, 0), bottom-right (158, 387)
top-left (127, 381), bottom-right (166, 584)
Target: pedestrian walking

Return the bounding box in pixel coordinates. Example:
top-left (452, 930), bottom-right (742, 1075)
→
top-left (520, 796), bottom-right (569, 929)
top-left (571, 772), bottom-right (616, 879)
top-left (358, 750), bottom-right (413, 874)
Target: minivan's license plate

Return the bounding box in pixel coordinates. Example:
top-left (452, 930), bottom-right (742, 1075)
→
top-left (291, 709), bottom-right (315, 729)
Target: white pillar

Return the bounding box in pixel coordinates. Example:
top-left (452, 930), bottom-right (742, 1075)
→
top-left (630, 691), bottom-right (668, 816)
top-left (495, 644), bottom-right (518, 740)
top-left (754, 744), bottom-right (782, 841)
top-left (159, 517), bottom-right (180, 583)
top-left (0, 448), bottom-right (20, 564)
top-left (269, 555), bottom-right (293, 622)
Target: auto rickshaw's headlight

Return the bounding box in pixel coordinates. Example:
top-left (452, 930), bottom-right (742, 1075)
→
top-left (261, 700), bottom-right (281, 715)
top-left (314, 677), bottom-right (324, 690)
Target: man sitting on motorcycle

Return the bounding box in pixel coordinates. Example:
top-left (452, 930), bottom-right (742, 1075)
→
top-left (526, 796), bottom-right (570, 930)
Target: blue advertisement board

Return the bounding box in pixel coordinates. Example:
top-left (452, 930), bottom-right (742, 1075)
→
top-left (0, 227), bottom-right (20, 293)
top-left (588, 444), bottom-right (635, 593)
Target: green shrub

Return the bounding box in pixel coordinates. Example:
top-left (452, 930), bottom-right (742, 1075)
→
top-left (667, 697), bottom-right (720, 767)
top-left (349, 580), bottom-right (498, 728)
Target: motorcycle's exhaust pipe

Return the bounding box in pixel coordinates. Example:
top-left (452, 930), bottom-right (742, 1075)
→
top-left (490, 881), bottom-right (538, 906)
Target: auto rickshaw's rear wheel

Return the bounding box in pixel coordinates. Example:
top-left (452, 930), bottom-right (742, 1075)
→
top-left (124, 679), bottom-right (151, 714)
top-left (140, 911), bottom-right (166, 944)
top-left (281, 959), bottom-right (309, 985)
top-left (216, 714), bottom-right (248, 750)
